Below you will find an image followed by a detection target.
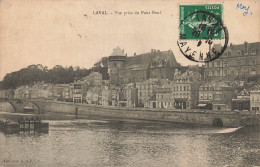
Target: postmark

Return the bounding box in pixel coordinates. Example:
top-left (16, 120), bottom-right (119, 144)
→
top-left (177, 4), bottom-right (229, 62)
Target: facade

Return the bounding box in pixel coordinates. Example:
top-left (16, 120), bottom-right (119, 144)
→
top-left (154, 85), bottom-right (173, 109)
top-left (172, 69), bottom-right (201, 109)
top-left (73, 82), bottom-right (83, 103)
top-left (136, 79), bottom-right (159, 107)
top-left (232, 89), bottom-right (250, 111)
top-left (63, 84), bottom-right (73, 102)
top-left (204, 42), bottom-right (260, 80)
top-left (199, 82), bottom-right (237, 110)
top-left (108, 47), bottom-right (180, 85)
top-left (124, 83), bottom-right (138, 107)
top-left (250, 85), bottom-right (260, 113)
top-left (101, 86), bottom-right (112, 106)
top-left (111, 86), bottom-right (120, 106)
top-left (0, 89), bottom-right (14, 99)
top-left (14, 86), bottom-right (30, 99)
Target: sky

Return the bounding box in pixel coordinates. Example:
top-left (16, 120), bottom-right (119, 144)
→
top-left (0, 0), bottom-right (259, 80)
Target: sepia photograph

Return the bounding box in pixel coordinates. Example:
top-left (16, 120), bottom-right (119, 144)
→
top-left (0, 0), bottom-right (259, 166)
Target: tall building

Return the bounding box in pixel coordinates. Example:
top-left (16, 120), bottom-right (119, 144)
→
top-left (108, 47), bottom-right (180, 85)
top-left (136, 79), bottom-right (160, 107)
top-left (250, 85), bottom-right (260, 113)
top-left (204, 42), bottom-right (260, 80)
top-left (172, 69), bottom-right (201, 109)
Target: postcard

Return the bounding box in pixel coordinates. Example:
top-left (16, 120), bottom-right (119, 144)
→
top-left (0, 0), bottom-right (259, 166)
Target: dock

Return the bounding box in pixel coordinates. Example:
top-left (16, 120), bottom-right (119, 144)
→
top-left (0, 112), bottom-right (49, 134)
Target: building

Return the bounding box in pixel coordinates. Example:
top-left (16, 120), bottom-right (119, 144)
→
top-left (172, 69), bottom-right (201, 109)
top-left (14, 86), bottom-right (30, 99)
top-left (124, 83), bottom-right (138, 107)
top-left (204, 42), bottom-right (260, 80)
top-left (0, 89), bottom-right (14, 99)
top-left (111, 86), bottom-right (121, 106)
top-left (108, 47), bottom-right (180, 85)
top-left (53, 84), bottom-right (68, 101)
top-left (232, 89), bottom-right (250, 111)
top-left (63, 84), bottom-right (74, 102)
top-left (136, 79), bottom-right (160, 107)
top-left (101, 86), bottom-right (112, 106)
top-left (198, 82), bottom-right (238, 110)
top-left (153, 85), bottom-right (173, 109)
top-left (250, 85), bottom-right (260, 114)
top-left (73, 82), bottom-right (83, 103)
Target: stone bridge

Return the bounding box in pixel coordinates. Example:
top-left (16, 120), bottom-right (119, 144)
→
top-left (0, 98), bottom-right (259, 127)
top-left (0, 98), bottom-right (45, 114)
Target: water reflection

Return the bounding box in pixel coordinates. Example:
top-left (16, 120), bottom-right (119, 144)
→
top-left (0, 117), bottom-right (259, 167)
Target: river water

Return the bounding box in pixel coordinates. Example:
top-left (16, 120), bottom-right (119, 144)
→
top-left (0, 115), bottom-right (259, 167)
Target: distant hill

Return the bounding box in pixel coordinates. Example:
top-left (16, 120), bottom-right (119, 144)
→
top-left (0, 57), bottom-right (109, 90)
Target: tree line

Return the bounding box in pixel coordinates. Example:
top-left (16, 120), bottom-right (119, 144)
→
top-left (0, 57), bottom-right (109, 89)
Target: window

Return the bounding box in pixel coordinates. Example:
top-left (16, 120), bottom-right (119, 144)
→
top-left (206, 63), bottom-right (209, 68)
top-left (252, 67), bottom-right (256, 71)
top-left (217, 70), bottom-right (220, 76)
top-left (251, 49), bottom-right (256, 55)
top-left (227, 51), bottom-right (231, 56)
top-left (252, 61), bottom-right (256, 65)
top-left (224, 70), bottom-right (227, 76)
top-left (238, 62), bottom-right (242, 66)
top-left (217, 61), bottom-right (220, 67)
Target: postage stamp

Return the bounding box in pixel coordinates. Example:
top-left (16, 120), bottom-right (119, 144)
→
top-left (178, 4), bottom-right (229, 62)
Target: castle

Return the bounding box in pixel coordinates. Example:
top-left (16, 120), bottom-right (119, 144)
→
top-left (108, 47), bottom-right (180, 85)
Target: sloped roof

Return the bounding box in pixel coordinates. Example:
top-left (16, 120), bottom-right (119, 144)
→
top-left (237, 89), bottom-right (250, 96)
top-left (221, 42), bottom-right (260, 58)
top-left (123, 50), bottom-right (178, 69)
top-left (110, 46), bottom-right (125, 56)
top-left (250, 85), bottom-right (260, 92)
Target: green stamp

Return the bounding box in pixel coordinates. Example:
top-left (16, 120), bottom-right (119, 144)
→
top-left (179, 4), bottom-right (223, 40)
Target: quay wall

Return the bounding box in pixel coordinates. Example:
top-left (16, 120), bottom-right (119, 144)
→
top-left (36, 100), bottom-right (250, 127)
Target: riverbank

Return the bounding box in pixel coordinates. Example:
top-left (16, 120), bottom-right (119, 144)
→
top-left (32, 100), bottom-right (259, 127)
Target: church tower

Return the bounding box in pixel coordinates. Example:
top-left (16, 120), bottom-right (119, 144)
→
top-left (108, 47), bottom-right (126, 85)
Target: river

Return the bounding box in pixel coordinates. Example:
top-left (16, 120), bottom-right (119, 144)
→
top-left (0, 115), bottom-right (259, 167)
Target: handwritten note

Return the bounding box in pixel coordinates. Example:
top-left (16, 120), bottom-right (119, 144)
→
top-left (236, 3), bottom-right (252, 16)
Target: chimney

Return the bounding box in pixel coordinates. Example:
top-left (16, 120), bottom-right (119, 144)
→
top-left (244, 41), bottom-right (248, 53)
top-left (230, 43), bottom-right (233, 50)
top-left (157, 50), bottom-right (160, 53)
top-left (151, 49), bottom-right (153, 53)
top-left (134, 52), bottom-right (136, 56)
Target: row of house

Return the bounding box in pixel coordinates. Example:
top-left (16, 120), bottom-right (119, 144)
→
top-left (1, 41), bottom-right (259, 112)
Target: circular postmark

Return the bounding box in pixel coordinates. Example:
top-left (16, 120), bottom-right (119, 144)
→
top-left (177, 10), bottom-right (229, 62)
